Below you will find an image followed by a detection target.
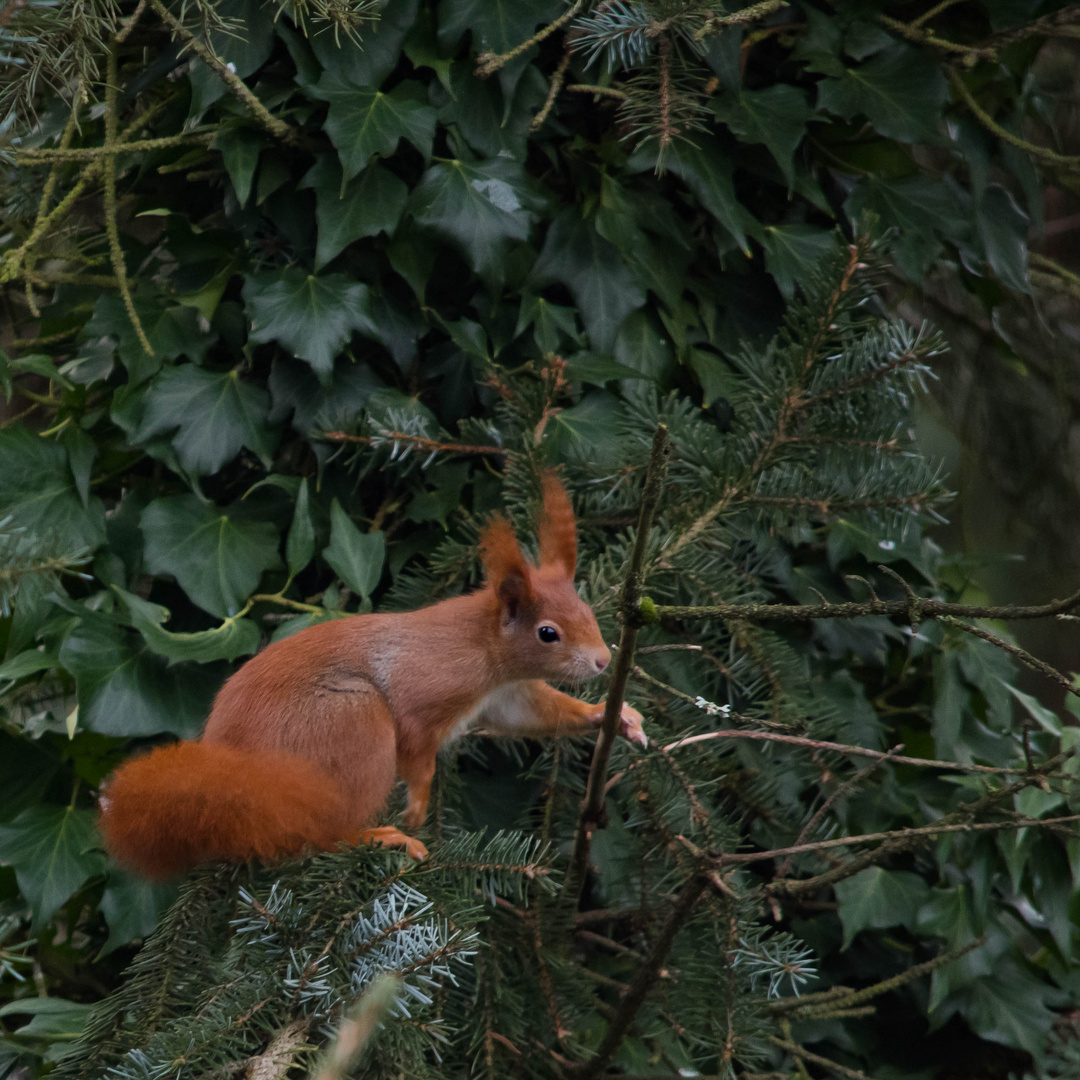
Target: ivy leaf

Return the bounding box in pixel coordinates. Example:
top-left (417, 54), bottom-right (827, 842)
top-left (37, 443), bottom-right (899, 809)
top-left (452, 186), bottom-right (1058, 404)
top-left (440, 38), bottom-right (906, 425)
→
top-left (140, 494), bottom-right (282, 618)
top-left (98, 868), bottom-right (178, 956)
top-left (834, 867), bottom-right (930, 949)
top-left (287, 479), bottom-right (315, 577)
top-left (322, 500), bottom-right (385, 600)
top-left (761, 224), bottom-right (841, 299)
top-left (301, 156), bottom-right (409, 270)
top-left (0, 996), bottom-right (93, 1041)
top-left (614, 311), bottom-right (677, 383)
top-left (213, 127), bottom-right (270, 206)
top-left (817, 43), bottom-right (948, 144)
top-left (564, 353), bottom-right (647, 386)
top-left (965, 962), bottom-right (1064, 1060)
top-left (630, 141), bottom-right (753, 254)
top-left (82, 296), bottom-right (215, 386)
top-left (244, 270), bottom-right (379, 384)
top-left (516, 294), bottom-right (581, 354)
top-left (188, 0), bottom-right (275, 112)
top-left (530, 210), bottom-right (645, 352)
top-left (0, 427), bottom-right (106, 553)
top-left (975, 184), bottom-right (1030, 293)
top-left (57, 612), bottom-right (218, 737)
top-left (313, 76), bottom-right (437, 182)
top-left (715, 85), bottom-right (812, 188)
top-left (0, 730), bottom-right (59, 824)
top-left (0, 805), bottom-right (106, 929)
top-left (438, 0), bottom-right (558, 52)
top-left (133, 364), bottom-right (278, 476)
top-left (112, 586), bottom-right (260, 665)
top-left (409, 157), bottom-right (541, 280)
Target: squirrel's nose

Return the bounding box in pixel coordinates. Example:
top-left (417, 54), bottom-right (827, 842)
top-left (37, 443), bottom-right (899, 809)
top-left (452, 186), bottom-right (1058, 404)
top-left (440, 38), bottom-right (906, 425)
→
top-left (594, 651), bottom-right (610, 672)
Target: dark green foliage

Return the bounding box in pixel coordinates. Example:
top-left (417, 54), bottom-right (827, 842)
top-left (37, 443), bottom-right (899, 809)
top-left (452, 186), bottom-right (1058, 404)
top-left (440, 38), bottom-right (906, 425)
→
top-left (0, 0), bottom-right (1078, 1076)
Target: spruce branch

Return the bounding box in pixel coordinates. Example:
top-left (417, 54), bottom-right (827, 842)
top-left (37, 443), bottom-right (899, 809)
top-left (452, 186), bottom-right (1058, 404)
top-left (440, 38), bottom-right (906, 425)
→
top-left (475, 0), bottom-right (584, 77)
top-left (571, 875), bottom-right (708, 1079)
top-left (695, 0), bottom-right (789, 39)
top-left (766, 937), bottom-right (988, 1018)
top-left (640, 583), bottom-right (1080, 627)
top-left (568, 423), bottom-right (670, 901)
top-left (147, 0), bottom-right (294, 142)
top-left (949, 67), bottom-right (1080, 173)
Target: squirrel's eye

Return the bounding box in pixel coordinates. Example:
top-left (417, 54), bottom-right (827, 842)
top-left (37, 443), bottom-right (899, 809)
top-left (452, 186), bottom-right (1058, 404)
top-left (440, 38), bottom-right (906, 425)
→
top-left (537, 625), bottom-right (560, 644)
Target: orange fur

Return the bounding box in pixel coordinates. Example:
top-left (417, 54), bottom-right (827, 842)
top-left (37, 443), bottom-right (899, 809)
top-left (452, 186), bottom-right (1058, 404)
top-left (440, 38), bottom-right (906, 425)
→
top-left (539, 472), bottom-right (577, 576)
top-left (98, 742), bottom-right (354, 880)
top-left (99, 475), bottom-right (645, 881)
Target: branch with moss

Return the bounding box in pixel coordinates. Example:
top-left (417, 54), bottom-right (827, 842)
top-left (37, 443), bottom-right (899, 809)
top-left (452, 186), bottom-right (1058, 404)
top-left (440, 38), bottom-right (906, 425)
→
top-left (147, 0), bottom-right (294, 142)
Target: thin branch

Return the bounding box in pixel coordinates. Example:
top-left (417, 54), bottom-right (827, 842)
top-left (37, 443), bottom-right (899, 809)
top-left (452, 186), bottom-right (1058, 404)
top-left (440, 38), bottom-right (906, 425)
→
top-left (768, 1037), bottom-right (876, 1080)
top-left (476, 0), bottom-right (584, 76)
top-left (949, 68), bottom-right (1080, 172)
top-left (640, 584), bottom-right (1080, 626)
top-left (767, 937), bottom-right (987, 1016)
top-left (103, 39), bottom-right (153, 357)
top-left (571, 876), bottom-right (707, 1079)
top-left (717, 814), bottom-right (1080, 865)
top-left (568, 424), bottom-right (670, 901)
top-left (531, 47), bottom-right (572, 132)
top-left (696, 0), bottom-right (789, 39)
top-left (147, 0), bottom-right (294, 142)
top-left (940, 616), bottom-right (1076, 695)
top-left (321, 430), bottom-right (505, 457)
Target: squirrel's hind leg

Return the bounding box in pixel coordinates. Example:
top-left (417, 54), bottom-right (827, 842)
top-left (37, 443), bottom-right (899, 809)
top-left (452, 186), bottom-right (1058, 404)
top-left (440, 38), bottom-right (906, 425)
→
top-left (358, 826), bottom-right (428, 860)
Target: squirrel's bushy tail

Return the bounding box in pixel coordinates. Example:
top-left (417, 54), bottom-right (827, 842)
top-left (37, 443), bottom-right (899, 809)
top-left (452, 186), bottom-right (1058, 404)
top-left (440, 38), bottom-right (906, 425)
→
top-left (98, 741), bottom-right (355, 880)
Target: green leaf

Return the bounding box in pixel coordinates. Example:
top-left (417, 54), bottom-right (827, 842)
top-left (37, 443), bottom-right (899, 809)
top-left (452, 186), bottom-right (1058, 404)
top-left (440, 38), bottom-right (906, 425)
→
top-left (715, 85), bottom-right (812, 188)
top-left (213, 127), bottom-right (270, 206)
top-left (57, 612), bottom-right (218, 737)
top-left (322, 500), bottom-right (385, 600)
top-left (188, 0), bottom-right (275, 112)
top-left (0, 805), bottom-right (106, 929)
top-left (301, 156), bottom-right (408, 270)
top-left (133, 364), bottom-right (278, 476)
top-left (0, 729), bottom-right (59, 824)
top-left (542, 391), bottom-right (624, 467)
top-left (313, 77), bottom-right (437, 182)
top-left (0, 997), bottom-right (93, 1040)
top-left (140, 494), bottom-right (282, 618)
top-left (817, 43), bottom-right (948, 144)
top-left (530, 210), bottom-right (646, 352)
top-left (975, 184), bottom-right (1030, 293)
top-left (761, 224), bottom-right (838, 300)
top-left (965, 962), bottom-right (1063, 1060)
top-left (515, 294), bottom-right (580, 354)
top-left (409, 157), bottom-right (541, 281)
top-left (244, 270), bottom-right (379, 384)
top-left (630, 141), bottom-right (753, 254)
top-left (834, 867), bottom-right (930, 949)
top-left (0, 427), bottom-right (106, 553)
top-left (286, 478), bottom-right (315, 577)
top-left (112, 586), bottom-right (260, 665)
top-left (614, 311), bottom-right (677, 383)
top-left (564, 353), bottom-right (647, 386)
top-left (98, 868), bottom-right (178, 956)
top-left (437, 0), bottom-right (558, 52)
top-left (82, 296), bottom-right (215, 386)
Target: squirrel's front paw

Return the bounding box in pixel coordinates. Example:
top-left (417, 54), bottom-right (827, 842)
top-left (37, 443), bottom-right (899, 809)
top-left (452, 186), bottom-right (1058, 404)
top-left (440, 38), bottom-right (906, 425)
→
top-left (617, 703), bottom-right (648, 749)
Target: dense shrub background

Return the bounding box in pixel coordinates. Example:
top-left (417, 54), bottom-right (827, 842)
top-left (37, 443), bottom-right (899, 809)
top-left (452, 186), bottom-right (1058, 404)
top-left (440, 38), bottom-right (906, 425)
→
top-left (0, 0), bottom-right (1079, 1075)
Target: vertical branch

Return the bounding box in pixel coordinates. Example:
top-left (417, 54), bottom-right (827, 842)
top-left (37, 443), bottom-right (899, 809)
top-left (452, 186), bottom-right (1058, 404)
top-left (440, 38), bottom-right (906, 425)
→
top-left (103, 39), bottom-right (153, 357)
top-left (567, 424), bottom-right (670, 901)
top-left (573, 875), bottom-right (707, 1079)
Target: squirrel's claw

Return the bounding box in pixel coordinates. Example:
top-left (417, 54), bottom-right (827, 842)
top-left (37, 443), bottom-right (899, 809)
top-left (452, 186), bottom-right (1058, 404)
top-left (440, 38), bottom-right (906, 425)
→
top-left (618, 703), bottom-right (648, 749)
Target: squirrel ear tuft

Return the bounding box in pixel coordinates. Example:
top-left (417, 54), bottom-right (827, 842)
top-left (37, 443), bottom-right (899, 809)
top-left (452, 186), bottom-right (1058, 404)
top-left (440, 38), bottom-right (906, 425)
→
top-left (480, 514), bottom-right (532, 618)
top-left (538, 471), bottom-right (577, 577)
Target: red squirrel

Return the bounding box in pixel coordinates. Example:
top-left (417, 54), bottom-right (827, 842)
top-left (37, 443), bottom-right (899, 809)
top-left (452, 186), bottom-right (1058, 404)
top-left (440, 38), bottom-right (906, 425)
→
top-left (99, 475), bottom-right (646, 879)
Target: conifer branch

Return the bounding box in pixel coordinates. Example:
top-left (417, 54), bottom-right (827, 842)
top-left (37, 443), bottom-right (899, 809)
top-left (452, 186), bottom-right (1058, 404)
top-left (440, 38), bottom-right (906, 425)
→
top-left (322, 430), bottom-right (505, 457)
top-left (568, 423), bottom-right (670, 901)
top-left (147, 0), bottom-right (294, 142)
top-left (102, 39), bottom-right (153, 357)
top-left (766, 937), bottom-right (987, 1017)
top-left (641, 584), bottom-right (1080, 626)
top-left (695, 0), bottom-right (789, 39)
top-left (571, 875), bottom-right (708, 1079)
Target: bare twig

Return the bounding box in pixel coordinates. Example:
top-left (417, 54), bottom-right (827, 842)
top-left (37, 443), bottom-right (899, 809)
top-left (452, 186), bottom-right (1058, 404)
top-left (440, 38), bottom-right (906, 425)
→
top-left (567, 424), bottom-right (670, 901)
